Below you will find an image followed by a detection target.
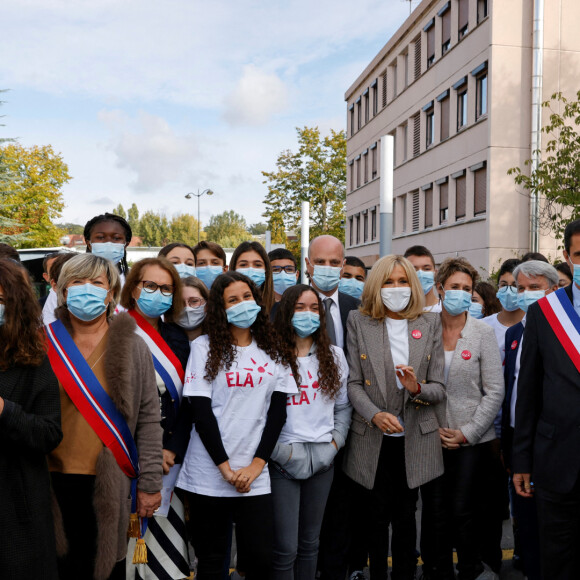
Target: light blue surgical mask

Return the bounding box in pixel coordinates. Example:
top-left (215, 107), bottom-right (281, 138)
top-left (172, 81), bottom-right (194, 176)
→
top-left (312, 265), bottom-right (341, 292)
top-left (67, 283), bottom-right (109, 322)
top-left (195, 265), bottom-right (223, 289)
top-left (496, 286), bottom-right (520, 312)
top-left (174, 263), bottom-right (196, 279)
top-left (416, 270), bottom-right (435, 295)
top-left (236, 267), bottom-right (266, 287)
top-left (0, 304), bottom-right (5, 326)
top-left (338, 277), bottom-right (364, 299)
top-left (568, 259), bottom-right (580, 286)
top-left (468, 302), bottom-right (484, 319)
top-left (273, 271), bottom-right (296, 295)
top-left (517, 290), bottom-right (545, 313)
top-left (292, 311), bottom-right (321, 338)
top-left (442, 289), bottom-right (472, 316)
top-left (226, 300), bottom-right (262, 329)
top-left (90, 242), bottom-right (125, 265)
top-left (137, 288), bottom-right (173, 318)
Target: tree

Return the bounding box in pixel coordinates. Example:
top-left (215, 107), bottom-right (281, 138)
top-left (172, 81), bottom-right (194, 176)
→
top-left (128, 203), bottom-right (140, 234)
top-left (248, 222), bottom-right (268, 236)
top-left (508, 91), bottom-right (580, 243)
top-left (205, 210), bottom-right (249, 247)
top-left (139, 210), bottom-right (170, 246)
top-left (0, 143), bottom-right (71, 248)
top-left (112, 204), bottom-right (127, 219)
top-left (169, 213), bottom-right (204, 246)
top-left (56, 222), bottom-right (84, 235)
top-left (262, 126), bottom-right (347, 243)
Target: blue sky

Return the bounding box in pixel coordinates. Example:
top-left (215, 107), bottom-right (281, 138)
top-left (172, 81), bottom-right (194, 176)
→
top-left (1, 0), bottom-right (415, 229)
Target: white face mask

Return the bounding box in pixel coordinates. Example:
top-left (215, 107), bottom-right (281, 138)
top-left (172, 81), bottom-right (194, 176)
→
top-left (176, 306), bottom-right (206, 330)
top-left (381, 287), bottom-right (412, 313)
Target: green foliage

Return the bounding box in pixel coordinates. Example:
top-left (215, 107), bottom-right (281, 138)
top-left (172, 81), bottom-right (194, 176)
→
top-left (205, 210), bottom-right (249, 247)
top-left (128, 203), bottom-right (140, 234)
top-left (248, 222), bottom-right (268, 236)
top-left (56, 222), bottom-right (84, 235)
top-left (112, 204), bottom-right (127, 219)
top-left (508, 91), bottom-right (580, 244)
top-left (133, 209), bottom-right (203, 247)
top-left (139, 210), bottom-right (170, 246)
top-left (169, 213), bottom-right (204, 246)
top-left (262, 126), bottom-right (347, 243)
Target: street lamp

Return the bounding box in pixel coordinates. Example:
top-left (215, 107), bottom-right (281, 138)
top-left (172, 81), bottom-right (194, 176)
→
top-left (185, 188), bottom-right (214, 244)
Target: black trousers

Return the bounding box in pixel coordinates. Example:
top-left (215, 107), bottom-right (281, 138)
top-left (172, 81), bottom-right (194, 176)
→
top-left (186, 492), bottom-right (273, 580)
top-left (51, 472), bottom-right (125, 580)
top-left (535, 480), bottom-right (580, 580)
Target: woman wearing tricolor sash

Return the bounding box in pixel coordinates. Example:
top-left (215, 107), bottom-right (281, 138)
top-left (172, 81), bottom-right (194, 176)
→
top-left (46, 254), bottom-right (164, 580)
top-left (120, 257), bottom-right (192, 580)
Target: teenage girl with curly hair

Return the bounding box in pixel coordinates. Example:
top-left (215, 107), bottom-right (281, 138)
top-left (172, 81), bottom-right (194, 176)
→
top-left (269, 284), bottom-right (352, 580)
top-left (175, 271), bottom-right (299, 580)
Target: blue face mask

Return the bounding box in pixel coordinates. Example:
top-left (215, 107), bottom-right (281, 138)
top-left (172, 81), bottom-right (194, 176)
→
top-left (312, 265), bottom-right (341, 292)
top-left (517, 290), bottom-right (545, 313)
top-left (338, 277), bottom-right (364, 299)
top-left (91, 242), bottom-right (125, 265)
top-left (273, 271), bottom-right (296, 295)
top-left (0, 304), bottom-right (5, 326)
top-left (496, 286), bottom-right (520, 312)
top-left (195, 265), bottom-right (223, 289)
top-left (137, 288), bottom-right (173, 318)
top-left (236, 267), bottom-right (266, 287)
top-left (442, 289), bottom-right (472, 316)
top-left (568, 259), bottom-right (580, 286)
top-left (174, 263), bottom-right (196, 279)
top-left (292, 311), bottom-right (321, 338)
top-left (468, 302), bottom-right (484, 319)
top-left (67, 283), bottom-right (109, 322)
top-left (226, 300), bottom-right (262, 329)
top-left (416, 270), bottom-right (435, 295)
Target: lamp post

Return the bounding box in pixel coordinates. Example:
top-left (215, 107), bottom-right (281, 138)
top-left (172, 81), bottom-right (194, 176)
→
top-left (185, 188), bottom-right (214, 243)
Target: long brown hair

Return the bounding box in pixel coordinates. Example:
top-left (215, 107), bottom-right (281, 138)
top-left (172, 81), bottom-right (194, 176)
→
top-left (274, 284), bottom-right (342, 399)
top-left (204, 271), bottom-right (297, 383)
top-left (0, 259), bottom-right (46, 370)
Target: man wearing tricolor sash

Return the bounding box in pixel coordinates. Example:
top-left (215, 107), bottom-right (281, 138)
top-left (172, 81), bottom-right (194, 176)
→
top-left (513, 219), bottom-right (580, 580)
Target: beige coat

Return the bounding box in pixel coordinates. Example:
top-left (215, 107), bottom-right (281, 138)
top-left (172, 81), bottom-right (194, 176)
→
top-left (342, 310), bottom-right (446, 490)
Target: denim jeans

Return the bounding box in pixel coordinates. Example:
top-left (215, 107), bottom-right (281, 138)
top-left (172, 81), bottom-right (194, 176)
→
top-left (270, 465), bottom-right (335, 580)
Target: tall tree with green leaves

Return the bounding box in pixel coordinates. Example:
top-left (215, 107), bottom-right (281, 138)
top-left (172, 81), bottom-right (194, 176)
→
top-left (509, 90), bottom-right (580, 244)
top-left (128, 203), bottom-right (140, 234)
top-left (205, 210), bottom-right (249, 247)
top-left (139, 211), bottom-right (170, 246)
top-left (169, 213), bottom-right (204, 246)
top-left (262, 126), bottom-right (347, 243)
top-left (112, 204), bottom-right (127, 219)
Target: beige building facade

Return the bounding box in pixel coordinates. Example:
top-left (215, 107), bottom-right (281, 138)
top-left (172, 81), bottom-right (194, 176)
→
top-left (345, 0), bottom-right (580, 274)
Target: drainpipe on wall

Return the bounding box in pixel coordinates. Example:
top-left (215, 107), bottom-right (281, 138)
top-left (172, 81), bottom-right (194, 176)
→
top-left (379, 134), bottom-right (395, 257)
top-left (530, 0), bottom-right (544, 252)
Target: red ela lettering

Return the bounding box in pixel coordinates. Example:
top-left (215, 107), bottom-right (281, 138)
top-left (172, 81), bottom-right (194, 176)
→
top-left (288, 389), bottom-right (311, 406)
top-left (226, 372), bottom-right (254, 388)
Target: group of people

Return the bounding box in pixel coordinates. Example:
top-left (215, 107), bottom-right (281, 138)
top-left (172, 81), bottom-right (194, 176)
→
top-left (2, 212), bottom-right (580, 580)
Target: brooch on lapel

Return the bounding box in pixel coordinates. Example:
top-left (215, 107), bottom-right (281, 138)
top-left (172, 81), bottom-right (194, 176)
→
top-left (511, 340), bottom-right (518, 350)
top-left (461, 350), bottom-right (472, 360)
top-left (412, 330), bottom-right (422, 339)
top-left (361, 354), bottom-right (367, 360)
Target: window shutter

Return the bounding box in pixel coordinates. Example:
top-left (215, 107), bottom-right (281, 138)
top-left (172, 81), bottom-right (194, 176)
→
top-left (414, 36), bottom-right (421, 80)
top-left (442, 10), bottom-right (451, 45)
top-left (440, 97), bottom-right (450, 140)
top-left (382, 70), bottom-right (388, 108)
top-left (425, 187), bottom-right (433, 228)
top-left (440, 181), bottom-right (449, 224)
top-left (413, 113), bottom-right (421, 157)
top-left (474, 166), bottom-right (487, 214)
top-left (412, 191), bottom-right (420, 231)
top-left (456, 175), bottom-right (466, 218)
top-left (427, 27), bottom-right (435, 62)
top-left (459, 0), bottom-right (469, 32)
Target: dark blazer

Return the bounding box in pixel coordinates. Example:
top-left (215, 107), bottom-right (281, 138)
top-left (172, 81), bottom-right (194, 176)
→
top-left (501, 321), bottom-right (524, 468)
top-left (513, 285), bottom-right (580, 494)
top-left (0, 357), bottom-right (63, 580)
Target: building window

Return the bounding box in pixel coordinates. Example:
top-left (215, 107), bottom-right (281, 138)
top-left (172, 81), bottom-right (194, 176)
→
top-left (441, 4), bottom-right (451, 54)
top-left (426, 19), bottom-right (435, 68)
top-left (457, 89), bottom-right (468, 130)
top-left (348, 161), bottom-right (354, 192)
top-left (440, 94), bottom-right (450, 140)
top-left (357, 99), bottom-right (362, 131)
top-left (372, 81), bottom-right (378, 116)
top-left (364, 90), bottom-right (370, 124)
top-left (412, 191), bottom-right (420, 232)
top-left (363, 151), bottom-right (369, 184)
top-left (356, 214), bottom-right (361, 244)
top-left (455, 173), bottom-right (466, 219)
top-left (474, 163), bottom-right (487, 214)
top-left (390, 130), bottom-right (397, 166)
top-left (382, 70), bottom-right (388, 108)
top-left (402, 123), bottom-right (408, 162)
top-left (349, 106), bottom-right (355, 137)
top-left (439, 181), bottom-right (449, 224)
top-left (458, 0), bottom-right (469, 39)
top-left (414, 35), bottom-right (422, 80)
top-left (426, 107), bottom-right (435, 148)
top-left (476, 73), bottom-right (487, 118)
top-left (356, 157), bottom-right (361, 188)
top-left (391, 61), bottom-right (398, 98)
top-left (401, 195), bottom-right (407, 233)
top-left (424, 186), bottom-right (433, 228)
top-left (363, 211), bottom-right (368, 242)
top-left (403, 52), bottom-right (409, 89)
top-left (349, 216), bottom-right (354, 246)
top-left (412, 113), bottom-right (420, 157)
top-left (477, 0), bottom-right (488, 23)
top-left (371, 207), bottom-right (377, 239)
top-left (371, 144), bottom-right (378, 179)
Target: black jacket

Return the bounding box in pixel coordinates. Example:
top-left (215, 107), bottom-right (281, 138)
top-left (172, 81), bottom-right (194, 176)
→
top-left (0, 357), bottom-right (62, 580)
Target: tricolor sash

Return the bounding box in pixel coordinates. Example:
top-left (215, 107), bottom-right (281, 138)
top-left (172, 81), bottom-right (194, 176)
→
top-left (128, 310), bottom-right (185, 413)
top-left (538, 287), bottom-right (580, 373)
top-left (45, 320), bottom-right (140, 480)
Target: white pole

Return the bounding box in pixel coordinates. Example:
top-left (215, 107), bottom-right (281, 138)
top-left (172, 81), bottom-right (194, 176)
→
top-left (301, 202), bottom-right (310, 284)
top-left (379, 135), bottom-right (395, 257)
top-left (265, 230), bottom-right (272, 252)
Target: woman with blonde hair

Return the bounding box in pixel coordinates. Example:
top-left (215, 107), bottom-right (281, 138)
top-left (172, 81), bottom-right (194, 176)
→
top-left (342, 255), bottom-right (446, 580)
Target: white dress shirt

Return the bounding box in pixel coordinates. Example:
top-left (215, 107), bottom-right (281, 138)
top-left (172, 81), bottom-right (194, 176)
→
top-left (316, 287), bottom-right (344, 350)
top-left (510, 316), bottom-right (526, 429)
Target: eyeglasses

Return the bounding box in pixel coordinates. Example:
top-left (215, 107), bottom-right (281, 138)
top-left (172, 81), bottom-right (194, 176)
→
top-left (272, 266), bottom-right (297, 274)
top-left (184, 297), bottom-right (206, 308)
top-left (140, 280), bottom-right (174, 296)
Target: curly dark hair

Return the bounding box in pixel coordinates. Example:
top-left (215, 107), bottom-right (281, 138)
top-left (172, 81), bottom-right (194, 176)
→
top-left (84, 213), bottom-right (132, 274)
top-left (204, 271), bottom-right (298, 383)
top-left (274, 284), bottom-right (342, 399)
top-left (0, 259), bottom-right (46, 370)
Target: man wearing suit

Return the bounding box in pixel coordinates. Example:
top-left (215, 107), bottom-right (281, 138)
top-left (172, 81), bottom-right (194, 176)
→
top-left (503, 261), bottom-right (559, 580)
top-left (306, 235), bottom-right (360, 580)
top-left (513, 219), bottom-right (580, 579)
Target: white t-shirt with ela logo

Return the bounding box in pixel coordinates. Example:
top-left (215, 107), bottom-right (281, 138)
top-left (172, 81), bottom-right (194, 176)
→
top-left (278, 345), bottom-right (349, 445)
top-left (176, 334), bottom-right (298, 497)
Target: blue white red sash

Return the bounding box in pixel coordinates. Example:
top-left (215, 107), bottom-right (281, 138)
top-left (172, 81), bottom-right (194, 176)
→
top-left (538, 288), bottom-right (580, 373)
top-left (128, 310), bottom-right (185, 413)
top-left (45, 320), bottom-right (140, 480)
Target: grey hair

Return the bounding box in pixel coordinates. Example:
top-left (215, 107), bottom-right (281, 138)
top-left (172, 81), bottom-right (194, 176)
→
top-left (56, 253), bottom-right (121, 319)
top-left (513, 260), bottom-right (559, 289)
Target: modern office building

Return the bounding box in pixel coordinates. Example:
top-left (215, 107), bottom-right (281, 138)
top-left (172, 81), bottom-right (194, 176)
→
top-left (345, 0), bottom-right (580, 273)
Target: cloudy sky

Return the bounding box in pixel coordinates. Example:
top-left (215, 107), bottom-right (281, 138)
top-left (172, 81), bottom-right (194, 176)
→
top-left (1, 0), bottom-right (415, 230)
